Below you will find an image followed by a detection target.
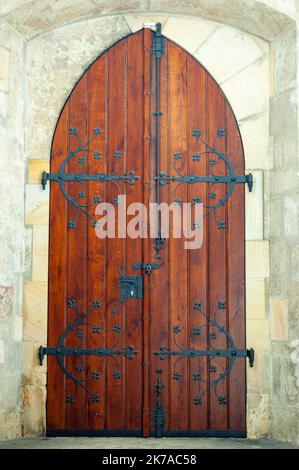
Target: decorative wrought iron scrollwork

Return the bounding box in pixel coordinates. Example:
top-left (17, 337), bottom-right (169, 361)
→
top-left (42, 127), bottom-right (141, 221)
top-left (154, 301), bottom-right (254, 407)
top-left (38, 298), bottom-right (138, 401)
top-left (155, 129), bottom-right (252, 227)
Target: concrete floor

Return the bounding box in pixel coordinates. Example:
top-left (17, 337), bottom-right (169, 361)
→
top-left (0, 437), bottom-right (298, 449)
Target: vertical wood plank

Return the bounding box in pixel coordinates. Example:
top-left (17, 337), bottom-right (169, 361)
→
top-left (125, 30), bottom-right (144, 430)
top-left (66, 75), bottom-right (88, 430)
top-left (186, 56), bottom-right (209, 430)
top-left (168, 41), bottom-right (188, 431)
top-left (47, 104), bottom-right (68, 430)
top-left (86, 57), bottom-right (107, 430)
top-left (207, 76), bottom-right (228, 431)
top-left (106, 38), bottom-right (126, 430)
top-left (226, 102), bottom-right (246, 431)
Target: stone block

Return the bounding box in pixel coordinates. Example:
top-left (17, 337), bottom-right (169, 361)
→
top-left (0, 410), bottom-right (21, 440)
top-left (25, 184), bottom-right (49, 225)
top-left (247, 393), bottom-right (269, 438)
top-left (22, 385), bottom-right (46, 436)
top-left (22, 341), bottom-right (46, 387)
top-left (270, 297), bottom-right (288, 340)
top-left (125, 14), bottom-right (169, 33)
top-left (245, 170), bottom-right (263, 240)
top-left (246, 279), bottom-right (266, 320)
top-left (28, 159), bottom-right (49, 184)
top-left (195, 25), bottom-right (265, 83)
top-left (0, 47), bottom-right (9, 92)
top-left (247, 319), bottom-right (270, 352)
top-left (0, 339), bottom-right (4, 364)
top-left (270, 403), bottom-right (299, 443)
top-left (274, 29), bottom-right (296, 94)
top-left (163, 17), bottom-right (217, 54)
top-left (246, 240), bottom-right (269, 279)
top-left (23, 282), bottom-right (48, 343)
top-left (239, 113), bottom-right (270, 170)
top-left (32, 225), bottom-right (48, 282)
top-left (222, 57), bottom-right (269, 121)
top-left (269, 241), bottom-right (290, 279)
top-left (284, 195), bottom-right (298, 238)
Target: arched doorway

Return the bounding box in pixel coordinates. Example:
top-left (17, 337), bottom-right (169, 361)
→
top-left (41, 25), bottom-right (253, 437)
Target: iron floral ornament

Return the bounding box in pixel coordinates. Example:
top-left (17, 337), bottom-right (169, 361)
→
top-left (42, 127), bottom-right (141, 222)
top-left (154, 301), bottom-right (254, 407)
top-left (155, 128), bottom-right (253, 226)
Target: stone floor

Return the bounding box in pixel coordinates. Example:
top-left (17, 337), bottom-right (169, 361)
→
top-left (0, 437), bottom-right (298, 449)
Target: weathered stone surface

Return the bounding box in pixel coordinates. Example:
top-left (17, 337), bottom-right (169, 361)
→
top-left (195, 25), bottom-right (265, 83)
top-left (247, 393), bottom-right (270, 438)
top-left (222, 57), bottom-right (269, 121)
top-left (247, 319), bottom-right (270, 352)
top-left (28, 159), bottom-right (49, 184)
top-left (246, 279), bottom-right (266, 320)
top-left (0, 46), bottom-right (9, 92)
top-left (22, 341), bottom-right (46, 387)
top-left (25, 185), bottom-right (49, 225)
top-left (23, 282), bottom-right (48, 343)
top-left (239, 113), bottom-right (270, 170)
top-left (270, 297), bottom-right (288, 340)
top-left (245, 170), bottom-right (264, 240)
top-left (125, 14), bottom-right (169, 32)
top-left (270, 403), bottom-right (299, 443)
top-left (284, 195), bottom-right (298, 238)
top-left (22, 385), bottom-right (46, 436)
top-left (163, 16), bottom-right (217, 54)
top-left (25, 15), bottom-right (130, 160)
top-left (4, 1), bottom-right (146, 39)
top-left (246, 241), bottom-right (270, 279)
top-left (32, 225), bottom-right (49, 282)
top-left (0, 410), bottom-right (21, 440)
top-left (150, 0), bottom-right (295, 40)
top-left (274, 29), bottom-right (296, 94)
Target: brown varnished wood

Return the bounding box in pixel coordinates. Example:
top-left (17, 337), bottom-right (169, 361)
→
top-left (66, 75), bottom-right (88, 430)
top-left (226, 102), bottom-right (246, 431)
top-left (47, 103), bottom-right (68, 430)
top-left (125, 31), bottom-right (144, 430)
top-left (168, 41), bottom-right (189, 431)
top-left (47, 30), bottom-right (246, 436)
top-left (86, 58), bottom-right (107, 429)
top-left (207, 76), bottom-right (227, 430)
top-left (106, 38), bottom-right (126, 430)
top-left (186, 55), bottom-right (208, 431)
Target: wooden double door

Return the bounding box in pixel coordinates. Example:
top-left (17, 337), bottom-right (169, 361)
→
top-left (44, 26), bottom-right (251, 437)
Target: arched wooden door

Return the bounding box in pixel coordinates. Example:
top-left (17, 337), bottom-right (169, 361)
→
top-left (41, 25), bottom-right (254, 437)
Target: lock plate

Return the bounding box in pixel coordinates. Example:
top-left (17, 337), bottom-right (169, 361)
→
top-left (119, 273), bottom-right (143, 302)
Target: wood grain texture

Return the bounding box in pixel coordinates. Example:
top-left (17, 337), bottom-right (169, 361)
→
top-left (47, 30), bottom-right (246, 436)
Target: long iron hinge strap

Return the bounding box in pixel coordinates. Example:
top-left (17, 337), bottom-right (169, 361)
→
top-left (155, 347), bottom-right (254, 367)
top-left (41, 171), bottom-right (141, 189)
top-left (156, 173), bottom-right (253, 192)
top-left (39, 345), bottom-right (138, 365)
top-left (153, 22), bottom-right (164, 59)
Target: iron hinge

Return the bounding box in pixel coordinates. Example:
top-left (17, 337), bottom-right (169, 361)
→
top-left (246, 347), bottom-right (255, 367)
top-left (153, 23), bottom-right (164, 59)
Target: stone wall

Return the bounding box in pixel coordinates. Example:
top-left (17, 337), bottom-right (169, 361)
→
top-left (0, 0), bottom-right (298, 444)
top-left (0, 22), bottom-right (25, 439)
top-left (269, 26), bottom-right (299, 443)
